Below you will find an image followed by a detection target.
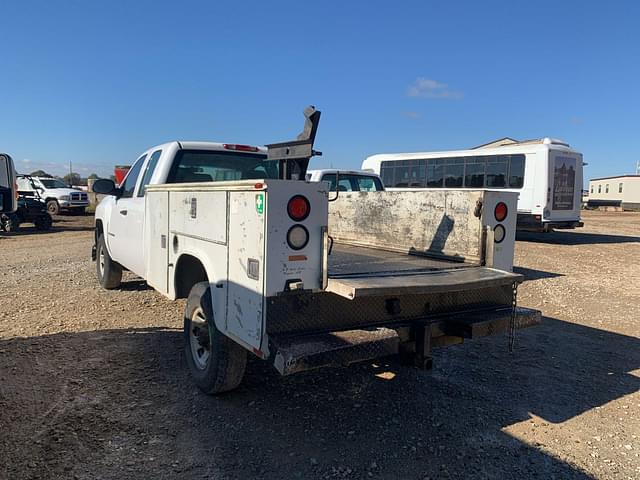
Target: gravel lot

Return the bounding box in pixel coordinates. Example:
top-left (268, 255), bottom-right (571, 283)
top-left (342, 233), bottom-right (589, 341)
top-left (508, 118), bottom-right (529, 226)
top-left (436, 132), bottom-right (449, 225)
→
top-left (0, 210), bottom-right (638, 480)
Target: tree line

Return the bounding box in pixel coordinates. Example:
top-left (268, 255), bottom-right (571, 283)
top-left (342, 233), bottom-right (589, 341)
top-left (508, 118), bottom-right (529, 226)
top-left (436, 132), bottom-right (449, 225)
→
top-left (27, 170), bottom-right (116, 186)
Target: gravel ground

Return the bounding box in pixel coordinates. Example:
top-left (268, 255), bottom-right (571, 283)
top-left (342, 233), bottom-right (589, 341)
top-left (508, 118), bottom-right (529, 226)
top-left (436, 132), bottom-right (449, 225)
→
top-left (0, 210), bottom-right (638, 480)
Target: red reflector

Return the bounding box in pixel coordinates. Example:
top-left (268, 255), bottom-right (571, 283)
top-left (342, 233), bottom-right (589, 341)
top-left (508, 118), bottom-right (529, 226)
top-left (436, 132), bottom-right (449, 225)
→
top-left (494, 202), bottom-right (508, 222)
top-left (252, 347), bottom-right (264, 358)
top-left (223, 143), bottom-right (260, 152)
top-left (254, 182), bottom-right (264, 189)
top-left (287, 195), bottom-right (310, 221)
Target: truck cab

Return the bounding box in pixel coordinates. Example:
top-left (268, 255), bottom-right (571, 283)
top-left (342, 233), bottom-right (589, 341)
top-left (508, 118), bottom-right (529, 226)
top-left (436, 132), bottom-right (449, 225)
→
top-left (94, 141), bottom-right (271, 278)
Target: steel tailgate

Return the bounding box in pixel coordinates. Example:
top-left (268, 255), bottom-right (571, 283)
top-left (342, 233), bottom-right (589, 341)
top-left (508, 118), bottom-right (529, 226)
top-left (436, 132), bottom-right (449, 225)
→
top-left (326, 267), bottom-right (523, 299)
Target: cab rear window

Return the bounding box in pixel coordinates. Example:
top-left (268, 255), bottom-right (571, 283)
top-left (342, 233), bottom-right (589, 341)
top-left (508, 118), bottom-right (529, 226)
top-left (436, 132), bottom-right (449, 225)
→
top-left (167, 150), bottom-right (278, 183)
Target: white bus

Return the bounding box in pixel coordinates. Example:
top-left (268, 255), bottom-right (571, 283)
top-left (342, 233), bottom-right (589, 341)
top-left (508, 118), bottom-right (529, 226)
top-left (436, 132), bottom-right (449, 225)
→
top-left (361, 137), bottom-right (584, 232)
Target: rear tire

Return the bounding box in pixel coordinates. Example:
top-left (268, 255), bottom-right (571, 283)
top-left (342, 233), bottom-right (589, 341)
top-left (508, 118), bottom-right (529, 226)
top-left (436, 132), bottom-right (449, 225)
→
top-left (46, 200), bottom-right (60, 215)
top-left (1, 213), bottom-right (20, 232)
top-left (34, 214), bottom-right (53, 230)
top-left (96, 234), bottom-right (122, 289)
top-left (184, 282), bottom-right (247, 394)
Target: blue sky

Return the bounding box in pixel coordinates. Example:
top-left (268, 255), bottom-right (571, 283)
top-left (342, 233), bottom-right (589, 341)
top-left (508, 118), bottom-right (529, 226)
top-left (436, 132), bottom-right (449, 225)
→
top-left (1, 0), bottom-right (639, 182)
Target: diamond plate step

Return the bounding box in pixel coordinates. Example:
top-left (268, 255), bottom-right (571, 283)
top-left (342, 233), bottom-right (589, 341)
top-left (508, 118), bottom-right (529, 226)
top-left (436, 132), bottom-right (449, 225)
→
top-left (272, 327), bottom-right (400, 376)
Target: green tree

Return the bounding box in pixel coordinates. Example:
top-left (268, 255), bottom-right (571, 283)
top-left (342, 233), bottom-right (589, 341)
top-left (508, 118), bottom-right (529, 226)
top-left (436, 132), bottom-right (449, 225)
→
top-left (88, 173), bottom-right (99, 179)
top-left (29, 169), bottom-right (53, 177)
top-left (63, 172), bottom-right (82, 186)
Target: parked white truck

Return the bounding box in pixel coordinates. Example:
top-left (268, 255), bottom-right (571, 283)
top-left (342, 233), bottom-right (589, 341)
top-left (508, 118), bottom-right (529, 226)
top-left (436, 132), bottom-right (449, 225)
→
top-left (92, 107), bottom-right (540, 394)
top-left (306, 169), bottom-right (385, 191)
top-left (16, 176), bottom-right (89, 215)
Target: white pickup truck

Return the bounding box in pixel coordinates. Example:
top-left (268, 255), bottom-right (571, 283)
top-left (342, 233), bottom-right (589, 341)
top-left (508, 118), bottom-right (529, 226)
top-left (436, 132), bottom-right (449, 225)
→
top-left (92, 107), bottom-right (540, 394)
top-left (16, 176), bottom-right (89, 215)
top-left (0, 153), bottom-right (17, 214)
top-left (306, 169), bottom-right (385, 191)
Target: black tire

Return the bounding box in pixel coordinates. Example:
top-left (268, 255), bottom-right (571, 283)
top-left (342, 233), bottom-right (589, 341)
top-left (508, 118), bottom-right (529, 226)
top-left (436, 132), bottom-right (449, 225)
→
top-left (34, 214), bottom-right (53, 230)
top-left (96, 234), bottom-right (122, 289)
top-left (46, 200), bottom-right (60, 215)
top-left (1, 213), bottom-right (20, 232)
top-left (184, 282), bottom-right (247, 394)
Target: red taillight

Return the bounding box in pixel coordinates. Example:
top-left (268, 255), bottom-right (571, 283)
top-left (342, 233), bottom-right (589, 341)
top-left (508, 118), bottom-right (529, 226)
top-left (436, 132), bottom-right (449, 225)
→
top-left (287, 195), bottom-right (310, 221)
top-left (223, 144), bottom-right (260, 152)
top-left (494, 202), bottom-right (508, 222)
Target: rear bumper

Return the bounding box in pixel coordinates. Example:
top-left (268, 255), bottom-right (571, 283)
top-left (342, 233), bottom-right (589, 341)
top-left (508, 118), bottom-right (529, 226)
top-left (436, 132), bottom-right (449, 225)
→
top-left (270, 306), bottom-right (541, 375)
top-left (549, 221), bottom-right (584, 229)
top-left (517, 214), bottom-right (583, 231)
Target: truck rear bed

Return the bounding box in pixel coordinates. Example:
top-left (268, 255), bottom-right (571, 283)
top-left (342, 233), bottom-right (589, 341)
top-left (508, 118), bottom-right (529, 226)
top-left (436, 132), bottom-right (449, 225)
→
top-left (327, 244), bottom-right (521, 299)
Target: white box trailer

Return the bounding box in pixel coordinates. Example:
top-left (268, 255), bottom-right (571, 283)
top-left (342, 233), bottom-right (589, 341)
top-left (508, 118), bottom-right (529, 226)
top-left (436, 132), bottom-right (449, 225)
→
top-left (92, 107), bottom-right (540, 393)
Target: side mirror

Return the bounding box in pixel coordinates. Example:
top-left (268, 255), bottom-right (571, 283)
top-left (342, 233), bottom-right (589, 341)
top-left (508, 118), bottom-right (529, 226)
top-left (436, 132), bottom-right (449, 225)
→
top-left (92, 178), bottom-right (118, 196)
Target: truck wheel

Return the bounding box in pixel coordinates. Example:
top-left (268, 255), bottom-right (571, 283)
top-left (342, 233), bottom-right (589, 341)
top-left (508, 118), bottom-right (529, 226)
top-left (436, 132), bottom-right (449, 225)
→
top-left (46, 200), bottom-right (60, 215)
top-left (96, 234), bottom-right (122, 289)
top-left (34, 214), bottom-right (53, 230)
top-left (1, 213), bottom-right (20, 232)
top-left (184, 282), bottom-right (247, 394)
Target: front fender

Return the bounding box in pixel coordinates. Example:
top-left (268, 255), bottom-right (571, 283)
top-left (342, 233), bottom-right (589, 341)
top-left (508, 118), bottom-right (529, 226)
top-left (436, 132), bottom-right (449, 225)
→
top-left (95, 195), bottom-right (116, 254)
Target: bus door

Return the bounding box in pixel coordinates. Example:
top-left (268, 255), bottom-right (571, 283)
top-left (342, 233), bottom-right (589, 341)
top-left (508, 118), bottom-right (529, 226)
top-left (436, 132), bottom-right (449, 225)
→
top-left (547, 150), bottom-right (582, 221)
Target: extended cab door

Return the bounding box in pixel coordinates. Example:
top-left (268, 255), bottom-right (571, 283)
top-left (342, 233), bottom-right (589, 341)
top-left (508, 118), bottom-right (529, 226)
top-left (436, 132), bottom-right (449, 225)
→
top-left (108, 149), bottom-right (163, 277)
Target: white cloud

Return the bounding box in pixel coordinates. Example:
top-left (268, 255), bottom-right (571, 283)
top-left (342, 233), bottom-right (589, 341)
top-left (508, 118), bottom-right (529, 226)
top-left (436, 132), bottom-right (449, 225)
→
top-left (402, 111), bottom-right (421, 119)
top-left (407, 77), bottom-right (463, 99)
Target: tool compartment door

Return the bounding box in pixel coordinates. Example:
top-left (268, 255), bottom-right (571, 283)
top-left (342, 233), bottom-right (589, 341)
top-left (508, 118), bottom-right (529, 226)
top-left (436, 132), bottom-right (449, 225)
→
top-left (144, 190), bottom-right (170, 293)
top-left (227, 190), bottom-right (266, 350)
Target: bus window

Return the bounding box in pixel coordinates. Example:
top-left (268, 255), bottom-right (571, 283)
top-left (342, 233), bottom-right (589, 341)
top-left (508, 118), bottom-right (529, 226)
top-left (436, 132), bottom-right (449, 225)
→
top-left (444, 158), bottom-right (464, 187)
top-left (394, 160), bottom-right (411, 187)
top-left (426, 159), bottom-right (444, 187)
top-left (380, 163), bottom-right (395, 187)
top-left (407, 160), bottom-right (425, 187)
top-left (509, 154), bottom-right (525, 188)
top-left (465, 156), bottom-right (485, 187)
top-left (486, 155), bottom-right (508, 187)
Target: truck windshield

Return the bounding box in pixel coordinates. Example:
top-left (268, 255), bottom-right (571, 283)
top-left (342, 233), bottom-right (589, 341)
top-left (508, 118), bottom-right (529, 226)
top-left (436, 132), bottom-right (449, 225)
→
top-left (167, 150), bottom-right (279, 183)
top-left (39, 179), bottom-right (69, 188)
